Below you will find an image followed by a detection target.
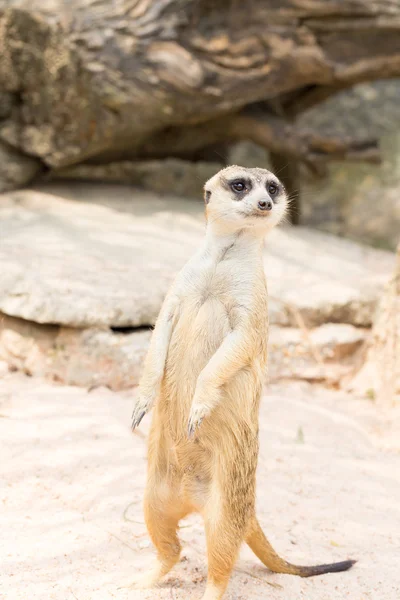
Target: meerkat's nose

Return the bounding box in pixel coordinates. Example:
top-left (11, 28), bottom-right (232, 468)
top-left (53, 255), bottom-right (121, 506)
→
top-left (258, 199), bottom-right (273, 211)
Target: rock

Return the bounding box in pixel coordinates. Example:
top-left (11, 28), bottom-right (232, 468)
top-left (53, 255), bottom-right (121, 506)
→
top-left (0, 314), bottom-right (367, 389)
top-left (2, 2), bottom-right (399, 189)
top-left (268, 323), bottom-right (368, 385)
top-left (309, 323), bottom-right (367, 361)
top-left (0, 184), bottom-right (395, 329)
top-left (0, 140), bottom-right (41, 192)
top-left (231, 81), bottom-right (400, 251)
top-left (36, 180), bottom-right (205, 218)
top-left (301, 132), bottom-right (400, 251)
top-left (0, 359), bottom-right (9, 377)
top-left (228, 141), bottom-right (269, 169)
top-left (299, 81), bottom-right (400, 251)
top-left (52, 158), bottom-right (220, 200)
top-left (0, 187), bottom-right (203, 327)
top-left (263, 227), bottom-right (395, 327)
top-left (0, 314), bottom-right (55, 377)
top-left (0, 313), bottom-right (151, 390)
top-left (299, 81), bottom-right (400, 145)
top-left (349, 244), bottom-right (400, 405)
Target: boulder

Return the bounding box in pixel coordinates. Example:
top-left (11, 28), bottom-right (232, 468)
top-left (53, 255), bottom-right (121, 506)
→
top-left (350, 244), bottom-right (400, 405)
top-left (0, 184), bottom-right (395, 329)
top-left (308, 323), bottom-right (366, 361)
top-left (302, 131), bottom-right (400, 252)
top-left (268, 323), bottom-right (367, 385)
top-left (263, 227), bottom-right (395, 327)
top-left (0, 313), bottom-right (151, 390)
top-left (52, 158), bottom-right (220, 200)
top-left (0, 314), bottom-right (367, 390)
top-left (0, 140), bottom-right (41, 192)
top-left (232, 81), bottom-right (400, 250)
top-left (299, 81), bottom-right (400, 251)
top-left (0, 187), bottom-right (203, 327)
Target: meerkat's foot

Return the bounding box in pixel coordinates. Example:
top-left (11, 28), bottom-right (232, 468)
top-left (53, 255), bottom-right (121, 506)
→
top-left (200, 582), bottom-right (225, 600)
top-left (128, 560), bottom-right (167, 589)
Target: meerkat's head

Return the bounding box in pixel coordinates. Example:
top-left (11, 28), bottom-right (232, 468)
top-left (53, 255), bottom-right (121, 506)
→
top-left (204, 165), bottom-right (288, 235)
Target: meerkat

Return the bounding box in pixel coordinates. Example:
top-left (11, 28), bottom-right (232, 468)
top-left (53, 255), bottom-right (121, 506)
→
top-left (130, 165), bottom-right (355, 600)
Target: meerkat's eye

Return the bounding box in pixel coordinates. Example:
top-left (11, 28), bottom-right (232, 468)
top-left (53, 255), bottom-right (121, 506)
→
top-left (268, 181), bottom-right (279, 196)
top-left (231, 180), bottom-right (246, 193)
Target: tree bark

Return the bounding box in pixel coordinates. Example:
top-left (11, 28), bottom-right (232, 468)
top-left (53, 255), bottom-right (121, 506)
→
top-left (0, 0), bottom-right (400, 192)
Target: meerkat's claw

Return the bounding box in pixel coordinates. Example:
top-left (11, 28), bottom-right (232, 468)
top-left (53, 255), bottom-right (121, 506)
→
top-left (131, 409), bottom-right (146, 430)
top-left (131, 389), bottom-right (158, 430)
top-left (188, 416), bottom-right (204, 438)
top-left (188, 403), bottom-right (208, 437)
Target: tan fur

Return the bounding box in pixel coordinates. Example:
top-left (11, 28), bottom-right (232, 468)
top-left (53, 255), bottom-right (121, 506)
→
top-left (131, 166), bottom-right (355, 599)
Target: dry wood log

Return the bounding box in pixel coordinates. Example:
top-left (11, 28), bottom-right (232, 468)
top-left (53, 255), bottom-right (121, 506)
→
top-left (0, 0), bottom-right (400, 212)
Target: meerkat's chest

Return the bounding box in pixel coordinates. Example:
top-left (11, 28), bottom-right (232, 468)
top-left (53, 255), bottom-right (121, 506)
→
top-left (179, 273), bottom-right (232, 335)
top-left (167, 299), bottom-right (229, 387)
top-left (182, 259), bottom-right (249, 307)
top-left (168, 267), bottom-right (236, 359)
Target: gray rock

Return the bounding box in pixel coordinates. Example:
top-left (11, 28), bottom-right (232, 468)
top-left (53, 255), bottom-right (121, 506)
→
top-left (52, 158), bottom-right (220, 200)
top-left (0, 313), bottom-right (151, 390)
top-left (309, 323), bottom-right (367, 361)
top-left (349, 244), bottom-right (400, 404)
top-left (301, 132), bottom-right (400, 251)
top-left (0, 141), bottom-right (41, 193)
top-left (0, 314), bottom-right (367, 390)
top-left (230, 82), bottom-right (400, 251)
top-left (263, 227), bottom-right (395, 327)
top-left (229, 141), bottom-right (269, 169)
top-left (0, 184), bottom-right (395, 328)
top-left (0, 187), bottom-right (203, 327)
top-left (298, 81), bottom-right (400, 141)
top-left (268, 323), bottom-right (368, 384)
top-left (298, 81), bottom-right (400, 251)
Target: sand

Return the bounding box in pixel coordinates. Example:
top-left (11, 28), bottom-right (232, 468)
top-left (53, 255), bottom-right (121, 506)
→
top-left (1, 372), bottom-right (399, 600)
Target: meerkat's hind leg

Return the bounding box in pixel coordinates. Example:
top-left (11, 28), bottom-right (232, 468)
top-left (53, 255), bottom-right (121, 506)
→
top-left (129, 484), bottom-right (186, 589)
top-left (129, 523), bottom-right (180, 590)
top-left (200, 502), bottom-right (247, 600)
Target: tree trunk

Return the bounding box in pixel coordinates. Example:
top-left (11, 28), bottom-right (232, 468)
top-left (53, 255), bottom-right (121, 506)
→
top-left (0, 0), bottom-right (399, 192)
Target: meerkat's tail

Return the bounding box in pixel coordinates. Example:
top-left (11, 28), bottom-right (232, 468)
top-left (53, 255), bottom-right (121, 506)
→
top-left (246, 517), bottom-right (356, 577)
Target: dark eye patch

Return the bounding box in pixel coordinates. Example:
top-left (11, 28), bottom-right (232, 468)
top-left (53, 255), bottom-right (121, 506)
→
top-left (228, 178), bottom-right (252, 197)
top-left (204, 190), bottom-right (211, 204)
top-left (267, 181), bottom-right (279, 197)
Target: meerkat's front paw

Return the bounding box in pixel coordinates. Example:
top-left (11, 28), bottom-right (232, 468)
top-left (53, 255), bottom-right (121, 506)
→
top-left (188, 385), bottom-right (221, 437)
top-left (131, 401), bottom-right (147, 430)
top-left (188, 402), bottom-right (209, 437)
top-left (131, 390), bottom-right (157, 430)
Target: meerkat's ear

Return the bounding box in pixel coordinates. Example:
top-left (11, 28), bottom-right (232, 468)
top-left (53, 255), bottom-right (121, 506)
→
top-left (204, 189), bottom-right (211, 204)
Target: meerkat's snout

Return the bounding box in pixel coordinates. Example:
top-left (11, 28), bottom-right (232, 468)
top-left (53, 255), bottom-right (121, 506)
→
top-left (257, 199), bottom-right (273, 211)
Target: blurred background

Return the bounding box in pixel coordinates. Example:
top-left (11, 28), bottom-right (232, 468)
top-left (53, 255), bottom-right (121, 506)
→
top-left (0, 0), bottom-right (399, 396)
top-left (0, 2), bottom-right (399, 599)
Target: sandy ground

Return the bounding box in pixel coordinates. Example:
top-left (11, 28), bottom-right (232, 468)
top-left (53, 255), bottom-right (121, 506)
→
top-left (1, 373), bottom-right (400, 600)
